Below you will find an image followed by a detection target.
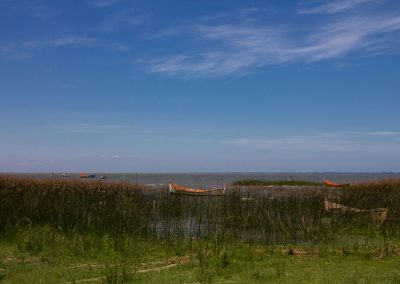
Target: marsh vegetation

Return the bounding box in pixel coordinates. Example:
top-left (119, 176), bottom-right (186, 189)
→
top-left (231, 179), bottom-right (322, 187)
top-left (1, 176), bottom-right (400, 283)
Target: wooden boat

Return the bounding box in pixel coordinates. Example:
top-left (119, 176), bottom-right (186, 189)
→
top-left (169, 182), bottom-right (226, 196)
top-left (80, 173), bottom-right (96, 178)
top-left (324, 199), bottom-right (389, 223)
top-left (323, 179), bottom-right (350, 187)
top-left (324, 199), bottom-right (360, 213)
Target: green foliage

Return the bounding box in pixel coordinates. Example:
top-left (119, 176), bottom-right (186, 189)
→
top-left (1, 228), bottom-right (400, 283)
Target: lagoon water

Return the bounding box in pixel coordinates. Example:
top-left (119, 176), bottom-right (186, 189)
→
top-left (6, 172), bottom-right (400, 188)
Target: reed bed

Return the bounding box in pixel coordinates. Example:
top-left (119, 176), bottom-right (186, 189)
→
top-left (1, 176), bottom-right (400, 246)
top-left (2, 176), bottom-right (400, 283)
top-left (232, 179), bottom-right (321, 186)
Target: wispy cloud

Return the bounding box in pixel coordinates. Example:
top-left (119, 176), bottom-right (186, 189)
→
top-left (299, 0), bottom-right (376, 14)
top-left (95, 9), bottom-right (140, 32)
top-left (50, 35), bottom-right (97, 46)
top-left (147, 4), bottom-right (400, 77)
top-left (304, 12), bottom-right (400, 61)
top-left (16, 36), bottom-right (97, 51)
top-left (0, 34), bottom-right (131, 58)
top-left (226, 137), bottom-right (359, 152)
top-left (91, 0), bottom-right (121, 8)
top-left (30, 4), bottom-right (61, 18)
top-left (147, 25), bottom-right (293, 77)
top-left (365, 131), bottom-right (400, 136)
top-left (225, 132), bottom-right (400, 153)
top-left (60, 123), bottom-right (131, 134)
top-left (0, 46), bottom-right (28, 59)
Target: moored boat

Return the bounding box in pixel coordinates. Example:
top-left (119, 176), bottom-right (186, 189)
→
top-left (323, 179), bottom-right (350, 187)
top-left (80, 173), bottom-right (96, 178)
top-left (324, 199), bottom-right (388, 223)
top-left (169, 182), bottom-right (226, 196)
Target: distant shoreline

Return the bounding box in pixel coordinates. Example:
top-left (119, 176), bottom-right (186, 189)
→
top-left (2, 172), bottom-right (399, 187)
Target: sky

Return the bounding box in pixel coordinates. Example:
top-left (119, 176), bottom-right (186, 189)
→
top-left (0, 0), bottom-right (400, 172)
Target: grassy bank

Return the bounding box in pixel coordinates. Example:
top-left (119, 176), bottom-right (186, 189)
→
top-left (1, 227), bottom-right (400, 283)
top-left (1, 176), bottom-right (400, 282)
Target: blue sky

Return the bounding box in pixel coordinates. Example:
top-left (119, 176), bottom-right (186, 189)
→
top-left (1, 0), bottom-right (400, 172)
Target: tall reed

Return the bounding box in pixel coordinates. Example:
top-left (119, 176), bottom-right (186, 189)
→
top-left (1, 176), bottom-right (400, 246)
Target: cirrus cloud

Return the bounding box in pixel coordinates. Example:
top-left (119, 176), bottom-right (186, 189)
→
top-left (147, 4), bottom-right (400, 77)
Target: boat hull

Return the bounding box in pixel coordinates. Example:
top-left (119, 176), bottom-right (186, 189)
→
top-left (169, 183), bottom-right (225, 196)
top-left (324, 199), bottom-right (388, 223)
top-left (80, 174), bottom-right (96, 178)
top-left (323, 179), bottom-right (350, 187)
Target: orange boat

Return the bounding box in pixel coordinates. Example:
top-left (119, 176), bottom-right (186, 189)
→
top-left (323, 179), bottom-right (350, 187)
top-left (169, 182), bottom-right (226, 196)
top-left (80, 173), bottom-right (96, 178)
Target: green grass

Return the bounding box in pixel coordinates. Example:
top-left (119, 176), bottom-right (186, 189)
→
top-left (1, 228), bottom-right (400, 283)
top-left (231, 179), bottom-right (322, 186)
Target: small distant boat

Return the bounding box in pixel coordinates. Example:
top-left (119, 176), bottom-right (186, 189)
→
top-left (323, 179), bottom-right (350, 187)
top-left (169, 182), bottom-right (226, 196)
top-left (62, 173), bottom-right (69, 177)
top-left (100, 175), bottom-right (107, 179)
top-left (80, 173), bottom-right (96, 178)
